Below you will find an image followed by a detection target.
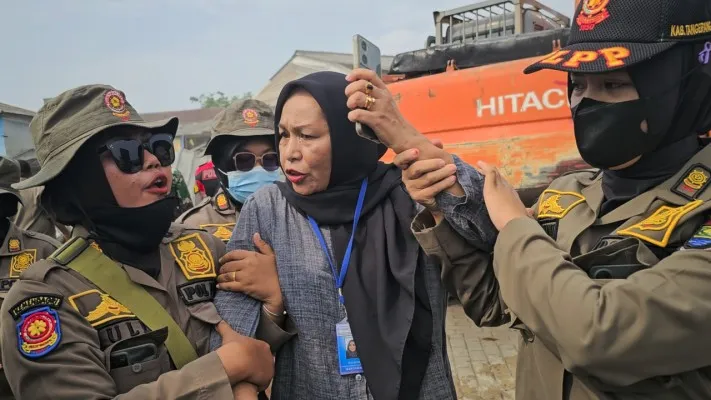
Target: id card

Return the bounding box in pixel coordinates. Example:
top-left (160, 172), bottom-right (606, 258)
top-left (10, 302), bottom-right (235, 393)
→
top-left (336, 318), bottom-right (363, 375)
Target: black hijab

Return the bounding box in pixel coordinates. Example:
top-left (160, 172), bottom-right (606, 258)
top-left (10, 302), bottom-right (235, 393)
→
top-left (274, 71), bottom-right (433, 400)
top-left (594, 43), bottom-right (711, 213)
top-left (41, 133), bottom-right (178, 278)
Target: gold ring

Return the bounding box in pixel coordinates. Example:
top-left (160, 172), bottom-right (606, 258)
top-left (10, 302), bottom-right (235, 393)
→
top-left (364, 95), bottom-right (376, 110)
top-left (232, 271), bottom-right (237, 282)
top-left (365, 82), bottom-right (374, 95)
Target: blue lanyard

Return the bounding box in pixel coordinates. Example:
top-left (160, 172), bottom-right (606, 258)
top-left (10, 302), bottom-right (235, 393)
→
top-left (307, 178), bottom-right (368, 305)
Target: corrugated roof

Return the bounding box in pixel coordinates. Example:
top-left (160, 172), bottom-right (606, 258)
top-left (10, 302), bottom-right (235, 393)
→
top-left (0, 102), bottom-right (35, 117)
top-left (141, 107), bottom-right (223, 124)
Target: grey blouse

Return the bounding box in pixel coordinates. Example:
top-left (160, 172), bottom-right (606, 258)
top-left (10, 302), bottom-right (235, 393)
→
top-left (211, 183), bottom-right (458, 400)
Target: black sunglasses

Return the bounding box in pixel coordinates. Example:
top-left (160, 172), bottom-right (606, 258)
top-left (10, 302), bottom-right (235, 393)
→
top-left (233, 151), bottom-right (279, 172)
top-left (98, 133), bottom-right (175, 174)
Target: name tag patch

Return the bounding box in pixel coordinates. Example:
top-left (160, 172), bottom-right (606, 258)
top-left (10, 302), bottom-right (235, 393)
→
top-left (178, 279), bottom-right (216, 305)
top-left (0, 278), bottom-right (16, 292)
top-left (98, 319), bottom-right (148, 349)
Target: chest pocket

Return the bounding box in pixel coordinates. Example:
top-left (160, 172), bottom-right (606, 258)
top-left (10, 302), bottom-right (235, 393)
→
top-left (104, 327), bottom-right (172, 395)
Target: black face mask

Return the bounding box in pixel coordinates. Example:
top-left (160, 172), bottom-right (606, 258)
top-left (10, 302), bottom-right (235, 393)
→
top-left (572, 97), bottom-right (655, 169)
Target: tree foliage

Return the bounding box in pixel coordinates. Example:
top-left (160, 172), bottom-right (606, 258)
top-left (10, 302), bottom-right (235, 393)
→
top-left (189, 91), bottom-right (253, 108)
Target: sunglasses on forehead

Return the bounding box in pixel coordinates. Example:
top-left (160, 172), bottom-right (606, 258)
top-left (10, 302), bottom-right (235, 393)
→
top-left (97, 133), bottom-right (175, 174)
top-left (233, 151), bottom-right (280, 172)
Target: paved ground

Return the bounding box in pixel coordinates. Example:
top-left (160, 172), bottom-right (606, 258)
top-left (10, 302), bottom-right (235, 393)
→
top-left (445, 304), bottom-right (519, 400)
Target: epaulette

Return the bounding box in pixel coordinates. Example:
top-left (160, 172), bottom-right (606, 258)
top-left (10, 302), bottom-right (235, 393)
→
top-left (23, 229), bottom-right (62, 248)
top-left (176, 196), bottom-right (211, 223)
top-left (17, 258), bottom-right (65, 282)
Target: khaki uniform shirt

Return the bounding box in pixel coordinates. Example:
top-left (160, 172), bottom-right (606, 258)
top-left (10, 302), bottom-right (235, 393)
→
top-left (0, 223), bottom-right (291, 399)
top-left (0, 222), bottom-right (61, 400)
top-left (414, 145), bottom-right (711, 399)
top-left (177, 189), bottom-right (237, 243)
top-left (13, 187), bottom-right (64, 241)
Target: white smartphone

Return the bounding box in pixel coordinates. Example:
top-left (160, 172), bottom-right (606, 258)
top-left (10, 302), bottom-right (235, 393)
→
top-left (352, 34), bottom-right (382, 144)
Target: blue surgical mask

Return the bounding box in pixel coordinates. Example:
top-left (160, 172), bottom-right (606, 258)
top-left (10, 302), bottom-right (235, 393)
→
top-left (219, 166), bottom-right (285, 204)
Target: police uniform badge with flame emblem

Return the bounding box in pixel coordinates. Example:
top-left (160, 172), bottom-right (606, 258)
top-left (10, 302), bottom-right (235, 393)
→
top-left (576, 0), bottom-right (610, 31)
top-left (169, 233), bottom-right (216, 280)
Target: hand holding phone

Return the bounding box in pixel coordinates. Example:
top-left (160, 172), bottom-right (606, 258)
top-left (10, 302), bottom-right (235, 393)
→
top-left (352, 34), bottom-right (383, 144)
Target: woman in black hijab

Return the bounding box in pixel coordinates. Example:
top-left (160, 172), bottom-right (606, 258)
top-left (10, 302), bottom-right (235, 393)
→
top-left (212, 71), bottom-right (456, 400)
top-left (367, 1), bottom-right (711, 398)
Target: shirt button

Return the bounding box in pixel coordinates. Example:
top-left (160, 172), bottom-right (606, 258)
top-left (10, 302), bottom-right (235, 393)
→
top-left (355, 374), bottom-right (363, 382)
top-left (131, 363), bottom-right (143, 373)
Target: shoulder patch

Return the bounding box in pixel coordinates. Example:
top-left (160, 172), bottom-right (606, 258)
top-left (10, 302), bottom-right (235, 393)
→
top-left (215, 193), bottom-right (230, 211)
top-left (684, 217), bottom-right (711, 249)
top-left (672, 164), bottom-right (711, 200)
top-left (618, 200), bottom-right (703, 247)
top-left (9, 294), bottom-right (63, 320)
top-left (177, 279), bottom-right (216, 305)
top-left (16, 306), bottom-right (61, 359)
top-left (67, 289), bottom-right (135, 327)
top-left (537, 190), bottom-right (586, 219)
top-left (169, 233), bottom-right (216, 280)
top-left (9, 249), bottom-right (37, 278)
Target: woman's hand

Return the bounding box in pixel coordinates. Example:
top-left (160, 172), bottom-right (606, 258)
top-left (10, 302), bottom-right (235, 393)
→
top-left (344, 68), bottom-right (426, 153)
top-left (215, 321), bottom-right (274, 389)
top-left (217, 233), bottom-right (284, 314)
top-left (477, 161), bottom-right (530, 231)
top-left (393, 147), bottom-right (457, 211)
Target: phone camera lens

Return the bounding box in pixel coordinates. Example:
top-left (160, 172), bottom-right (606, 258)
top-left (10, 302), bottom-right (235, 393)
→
top-left (361, 41), bottom-right (367, 51)
top-left (361, 55), bottom-right (368, 64)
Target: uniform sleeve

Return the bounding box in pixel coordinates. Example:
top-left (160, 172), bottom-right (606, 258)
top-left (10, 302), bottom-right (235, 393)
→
top-left (433, 155), bottom-right (498, 252)
top-left (494, 216), bottom-right (711, 386)
top-left (210, 196), bottom-right (266, 349)
top-left (1, 280), bottom-right (232, 400)
top-left (411, 210), bottom-right (509, 327)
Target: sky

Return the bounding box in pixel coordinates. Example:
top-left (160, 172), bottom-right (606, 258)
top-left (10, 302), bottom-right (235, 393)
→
top-left (1, 0), bottom-right (574, 113)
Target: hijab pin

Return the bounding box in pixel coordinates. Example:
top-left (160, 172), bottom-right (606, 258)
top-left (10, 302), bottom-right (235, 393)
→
top-left (698, 42), bottom-right (711, 65)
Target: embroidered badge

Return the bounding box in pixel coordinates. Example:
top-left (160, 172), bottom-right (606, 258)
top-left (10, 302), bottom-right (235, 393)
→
top-left (169, 233), bottom-right (216, 280)
top-left (215, 193), bottom-right (229, 211)
top-left (8, 294), bottom-right (63, 320)
top-left (683, 218), bottom-right (711, 249)
top-left (9, 249), bottom-right (37, 278)
top-left (242, 108), bottom-right (259, 127)
top-left (576, 0), bottom-right (610, 31)
top-left (8, 238), bottom-right (20, 253)
top-left (200, 223), bottom-right (235, 242)
top-left (618, 200), bottom-right (703, 247)
top-left (67, 289), bottom-right (134, 327)
top-left (104, 90), bottom-right (131, 121)
top-left (177, 279), bottom-right (216, 305)
top-left (16, 306), bottom-right (61, 359)
top-left (672, 164), bottom-right (711, 200)
top-left (537, 190), bottom-right (586, 219)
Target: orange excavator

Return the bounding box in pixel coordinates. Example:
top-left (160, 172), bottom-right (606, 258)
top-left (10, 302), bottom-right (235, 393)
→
top-left (381, 0), bottom-right (587, 205)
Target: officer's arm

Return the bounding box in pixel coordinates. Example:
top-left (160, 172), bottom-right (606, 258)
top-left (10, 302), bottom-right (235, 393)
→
top-left (493, 217), bottom-right (711, 386)
top-left (1, 280), bottom-right (232, 400)
top-left (412, 210), bottom-right (509, 328)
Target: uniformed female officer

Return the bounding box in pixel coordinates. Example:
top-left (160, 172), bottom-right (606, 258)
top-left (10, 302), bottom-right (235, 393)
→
top-left (0, 85), bottom-right (280, 399)
top-left (345, 1), bottom-right (711, 398)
